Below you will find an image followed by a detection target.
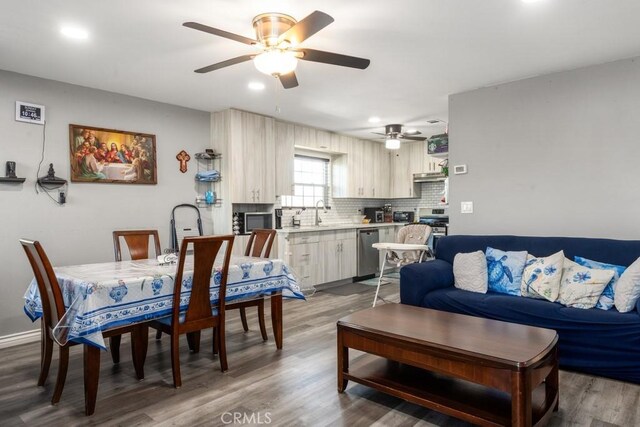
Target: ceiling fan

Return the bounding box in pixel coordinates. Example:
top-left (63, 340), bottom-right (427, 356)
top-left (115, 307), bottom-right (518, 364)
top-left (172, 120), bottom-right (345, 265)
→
top-left (372, 124), bottom-right (426, 149)
top-left (183, 10), bottom-right (370, 89)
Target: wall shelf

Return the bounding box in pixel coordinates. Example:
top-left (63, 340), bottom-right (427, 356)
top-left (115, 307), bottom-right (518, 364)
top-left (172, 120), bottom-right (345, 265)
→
top-left (0, 177), bottom-right (26, 183)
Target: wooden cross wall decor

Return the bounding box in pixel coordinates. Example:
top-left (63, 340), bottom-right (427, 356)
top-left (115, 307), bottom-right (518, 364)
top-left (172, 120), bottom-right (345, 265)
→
top-left (176, 150), bottom-right (191, 173)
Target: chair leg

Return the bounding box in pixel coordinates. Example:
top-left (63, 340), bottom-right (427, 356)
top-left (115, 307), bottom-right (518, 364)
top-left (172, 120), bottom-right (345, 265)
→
top-left (373, 257), bottom-right (387, 307)
top-left (186, 331), bottom-right (201, 353)
top-left (51, 346), bottom-right (69, 405)
top-left (155, 330), bottom-right (162, 340)
top-left (109, 335), bottom-right (121, 364)
top-left (170, 334), bottom-right (181, 388)
top-left (257, 300), bottom-right (268, 341)
top-left (239, 307), bottom-right (249, 332)
top-left (38, 325), bottom-right (53, 386)
top-left (212, 327), bottom-right (219, 355)
top-left (217, 324), bottom-right (228, 372)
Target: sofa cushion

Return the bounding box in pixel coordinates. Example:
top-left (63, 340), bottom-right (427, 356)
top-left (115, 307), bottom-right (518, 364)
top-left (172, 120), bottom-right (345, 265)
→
top-left (485, 247), bottom-right (527, 296)
top-left (574, 256), bottom-right (626, 310)
top-left (559, 259), bottom-right (614, 309)
top-left (521, 251), bottom-right (564, 302)
top-left (453, 251), bottom-right (488, 293)
top-left (421, 287), bottom-right (640, 382)
top-left (437, 235), bottom-right (640, 269)
top-left (615, 257), bottom-right (640, 313)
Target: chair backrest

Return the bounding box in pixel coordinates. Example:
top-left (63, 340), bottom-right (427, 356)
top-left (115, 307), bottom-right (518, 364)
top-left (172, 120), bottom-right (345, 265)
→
top-left (20, 239), bottom-right (65, 328)
top-left (172, 235), bottom-right (235, 327)
top-left (113, 230), bottom-right (161, 261)
top-left (397, 224), bottom-right (432, 245)
top-left (245, 229), bottom-right (276, 258)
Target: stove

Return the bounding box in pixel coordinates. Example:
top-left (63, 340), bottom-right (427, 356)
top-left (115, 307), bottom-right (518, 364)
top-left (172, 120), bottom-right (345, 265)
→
top-left (417, 207), bottom-right (449, 253)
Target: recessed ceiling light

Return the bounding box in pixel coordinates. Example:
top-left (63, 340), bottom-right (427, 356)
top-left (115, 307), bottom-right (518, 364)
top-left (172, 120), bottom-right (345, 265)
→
top-left (368, 116), bottom-right (381, 123)
top-left (248, 81), bottom-right (266, 91)
top-left (60, 26), bottom-right (89, 40)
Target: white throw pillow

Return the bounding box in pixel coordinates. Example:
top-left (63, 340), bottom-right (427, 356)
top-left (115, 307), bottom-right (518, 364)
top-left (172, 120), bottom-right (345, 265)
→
top-left (521, 251), bottom-right (564, 302)
top-left (454, 251), bottom-right (488, 293)
top-left (559, 259), bottom-right (615, 309)
top-left (614, 257), bottom-right (640, 313)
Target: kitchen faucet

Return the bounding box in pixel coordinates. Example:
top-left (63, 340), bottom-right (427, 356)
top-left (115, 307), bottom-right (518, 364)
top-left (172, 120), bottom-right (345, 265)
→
top-left (315, 199), bottom-right (327, 226)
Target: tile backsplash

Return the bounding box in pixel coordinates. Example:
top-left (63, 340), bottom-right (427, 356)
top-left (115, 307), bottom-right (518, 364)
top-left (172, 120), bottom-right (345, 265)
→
top-left (277, 181), bottom-right (446, 227)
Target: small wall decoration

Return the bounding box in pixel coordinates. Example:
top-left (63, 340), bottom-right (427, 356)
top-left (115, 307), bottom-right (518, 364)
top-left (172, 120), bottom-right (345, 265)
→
top-left (176, 150), bottom-right (190, 173)
top-left (69, 124), bottom-right (157, 184)
top-left (15, 101), bottom-right (45, 125)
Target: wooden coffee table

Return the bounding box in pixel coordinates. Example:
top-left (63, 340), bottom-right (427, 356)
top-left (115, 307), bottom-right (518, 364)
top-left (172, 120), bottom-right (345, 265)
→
top-left (337, 304), bottom-right (559, 427)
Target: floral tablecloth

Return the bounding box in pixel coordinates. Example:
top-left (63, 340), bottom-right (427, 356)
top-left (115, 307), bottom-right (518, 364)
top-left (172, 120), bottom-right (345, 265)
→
top-left (24, 256), bottom-right (303, 349)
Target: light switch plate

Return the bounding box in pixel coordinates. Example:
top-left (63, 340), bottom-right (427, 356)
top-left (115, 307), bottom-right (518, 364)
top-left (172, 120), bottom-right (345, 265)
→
top-left (453, 164), bottom-right (467, 174)
top-left (461, 201), bottom-right (473, 214)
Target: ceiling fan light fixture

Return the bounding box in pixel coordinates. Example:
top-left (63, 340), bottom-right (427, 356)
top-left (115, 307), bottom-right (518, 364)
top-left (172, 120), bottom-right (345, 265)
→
top-left (254, 50), bottom-right (298, 76)
top-left (385, 138), bottom-right (401, 150)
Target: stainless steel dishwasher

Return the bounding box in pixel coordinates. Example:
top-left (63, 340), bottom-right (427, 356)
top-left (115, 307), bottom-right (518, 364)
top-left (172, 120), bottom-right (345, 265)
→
top-left (357, 228), bottom-right (380, 277)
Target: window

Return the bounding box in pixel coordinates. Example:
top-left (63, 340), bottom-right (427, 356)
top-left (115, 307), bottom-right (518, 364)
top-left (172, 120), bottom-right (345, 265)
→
top-left (281, 155), bottom-right (329, 208)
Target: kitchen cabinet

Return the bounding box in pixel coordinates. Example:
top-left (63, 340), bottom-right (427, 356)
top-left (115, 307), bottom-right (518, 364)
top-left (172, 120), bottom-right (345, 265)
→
top-left (275, 121), bottom-right (295, 197)
top-left (422, 141), bottom-right (443, 173)
top-left (212, 109), bottom-right (276, 204)
top-left (318, 230), bottom-right (357, 284)
top-left (279, 232), bottom-right (320, 289)
top-left (390, 141), bottom-right (419, 198)
top-left (332, 138), bottom-right (390, 199)
top-left (294, 124), bottom-right (318, 150)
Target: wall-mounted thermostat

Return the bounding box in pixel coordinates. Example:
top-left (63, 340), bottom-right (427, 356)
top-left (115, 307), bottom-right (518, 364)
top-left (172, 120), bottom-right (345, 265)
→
top-left (453, 164), bottom-right (467, 175)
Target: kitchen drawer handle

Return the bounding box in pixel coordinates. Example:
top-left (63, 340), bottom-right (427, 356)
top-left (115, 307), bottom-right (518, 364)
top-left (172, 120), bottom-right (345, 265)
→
top-left (300, 253), bottom-right (310, 257)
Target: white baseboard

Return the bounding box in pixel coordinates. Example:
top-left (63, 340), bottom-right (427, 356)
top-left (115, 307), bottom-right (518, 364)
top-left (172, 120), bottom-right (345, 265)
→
top-left (0, 329), bottom-right (40, 349)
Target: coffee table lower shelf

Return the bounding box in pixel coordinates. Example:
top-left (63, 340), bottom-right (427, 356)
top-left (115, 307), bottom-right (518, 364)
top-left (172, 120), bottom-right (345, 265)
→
top-left (343, 356), bottom-right (556, 427)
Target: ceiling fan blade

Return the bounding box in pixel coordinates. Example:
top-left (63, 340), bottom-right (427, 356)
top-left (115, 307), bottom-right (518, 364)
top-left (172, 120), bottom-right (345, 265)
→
top-left (371, 132), bottom-right (387, 136)
top-left (298, 48), bottom-right (370, 69)
top-left (399, 135), bottom-right (427, 141)
top-left (194, 54), bottom-right (255, 73)
top-left (279, 71), bottom-right (299, 89)
top-left (279, 11), bottom-right (334, 45)
top-left (183, 22), bottom-right (257, 46)
top-left (402, 130), bottom-right (422, 136)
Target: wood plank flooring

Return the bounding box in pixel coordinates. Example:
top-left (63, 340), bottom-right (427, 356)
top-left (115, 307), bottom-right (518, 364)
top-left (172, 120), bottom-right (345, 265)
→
top-left (1, 282), bottom-right (639, 426)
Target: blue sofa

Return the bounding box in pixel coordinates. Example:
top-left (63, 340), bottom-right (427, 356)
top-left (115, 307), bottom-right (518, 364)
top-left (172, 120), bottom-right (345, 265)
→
top-left (400, 235), bottom-right (640, 384)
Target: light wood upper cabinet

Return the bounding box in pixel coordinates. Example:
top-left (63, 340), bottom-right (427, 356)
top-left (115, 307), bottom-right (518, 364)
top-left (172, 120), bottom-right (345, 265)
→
top-left (212, 109), bottom-right (276, 204)
top-left (390, 141), bottom-right (419, 198)
top-left (275, 121), bottom-right (295, 197)
top-left (294, 124), bottom-right (317, 149)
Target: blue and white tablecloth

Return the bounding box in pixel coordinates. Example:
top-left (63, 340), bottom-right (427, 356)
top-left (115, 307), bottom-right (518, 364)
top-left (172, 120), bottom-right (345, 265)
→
top-left (24, 256), bottom-right (303, 349)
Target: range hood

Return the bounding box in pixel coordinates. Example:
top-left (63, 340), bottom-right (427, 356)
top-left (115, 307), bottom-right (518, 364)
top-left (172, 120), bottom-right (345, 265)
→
top-left (413, 172), bottom-right (447, 182)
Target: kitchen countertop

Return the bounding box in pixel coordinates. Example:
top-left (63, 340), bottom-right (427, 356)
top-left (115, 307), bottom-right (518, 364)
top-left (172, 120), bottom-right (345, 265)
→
top-left (277, 223), bottom-right (407, 234)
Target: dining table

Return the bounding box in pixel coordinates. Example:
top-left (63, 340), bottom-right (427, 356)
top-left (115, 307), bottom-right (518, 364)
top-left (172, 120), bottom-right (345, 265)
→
top-left (23, 254), bottom-right (304, 415)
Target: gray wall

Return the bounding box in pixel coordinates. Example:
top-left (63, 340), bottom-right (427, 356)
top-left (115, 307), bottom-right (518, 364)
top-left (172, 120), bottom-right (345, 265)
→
top-left (448, 57), bottom-right (640, 239)
top-left (0, 70), bottom-right (211, 337)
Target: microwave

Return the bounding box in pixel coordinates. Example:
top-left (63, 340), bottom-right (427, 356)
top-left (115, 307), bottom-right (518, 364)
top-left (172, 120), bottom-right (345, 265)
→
top-left (233, 212), bottom-right (273, 235)
top-left (393, 211), bottom-right (415, 223)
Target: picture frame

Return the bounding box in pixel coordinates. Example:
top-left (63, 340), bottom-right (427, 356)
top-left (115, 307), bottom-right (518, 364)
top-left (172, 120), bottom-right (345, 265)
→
top-left (15, 101), bottom-right (45, 125)
top-left (69, 124), bottom-right (157, 184)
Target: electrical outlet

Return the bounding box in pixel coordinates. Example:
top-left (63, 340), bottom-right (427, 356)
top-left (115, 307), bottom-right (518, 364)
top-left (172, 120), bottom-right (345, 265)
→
top-left (461, 201), bottom-right (473, 214)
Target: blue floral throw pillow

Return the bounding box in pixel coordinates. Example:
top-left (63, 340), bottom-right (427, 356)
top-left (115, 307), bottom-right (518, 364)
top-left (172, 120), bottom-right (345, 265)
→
top-left (485, 247), bottom-right (528, 296)
top-left (574, 256), bottom-right (626, 310)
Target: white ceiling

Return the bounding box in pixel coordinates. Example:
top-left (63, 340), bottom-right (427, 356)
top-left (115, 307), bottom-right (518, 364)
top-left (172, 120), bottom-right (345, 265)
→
top-left (2, 0), bottom-right (640, 139)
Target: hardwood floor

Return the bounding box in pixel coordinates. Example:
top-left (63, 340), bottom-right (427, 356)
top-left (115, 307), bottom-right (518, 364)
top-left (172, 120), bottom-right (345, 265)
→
top-left (2, 283), bottom-right (639, 426)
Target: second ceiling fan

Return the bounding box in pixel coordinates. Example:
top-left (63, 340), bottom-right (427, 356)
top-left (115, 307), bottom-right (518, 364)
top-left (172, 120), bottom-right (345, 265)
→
top-left (184, 10), bottom-right (371, 89)
top-left (373, 124), bottom-right (426, 149)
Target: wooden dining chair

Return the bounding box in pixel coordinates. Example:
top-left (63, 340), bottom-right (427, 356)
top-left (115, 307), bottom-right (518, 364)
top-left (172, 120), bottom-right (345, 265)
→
top-left (20, 239), bottom-right (147, 406)
top-left (113, 229), bottom-right (161, 262)
top-left (150, 235), bottom-right (234, 388)
top-left (20, 239), bottom-right (72, 405)
top-left (226, 229), bottom-right (276, 341)
top-left (111, 229), bottom-right (162, 362)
